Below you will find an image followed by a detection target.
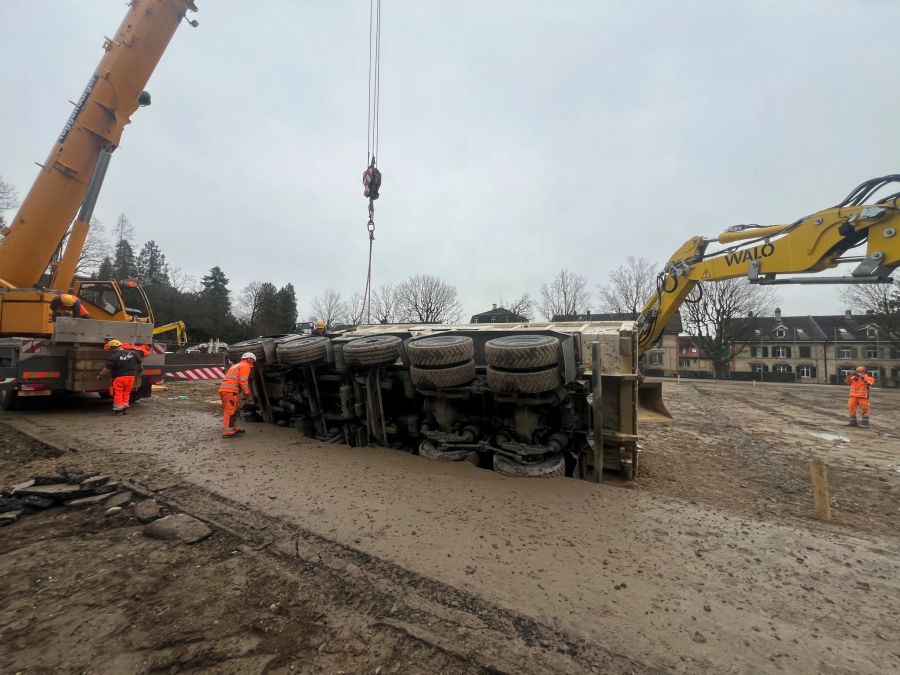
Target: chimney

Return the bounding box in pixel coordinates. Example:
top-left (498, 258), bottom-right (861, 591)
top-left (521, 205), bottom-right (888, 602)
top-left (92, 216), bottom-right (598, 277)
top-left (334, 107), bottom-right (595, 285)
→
top-left (774, 307), bottom-right (781, 320)
top-left (492, 303), bottom-right (497, 310)
top-left (844, 309), bottom-right (852, 319)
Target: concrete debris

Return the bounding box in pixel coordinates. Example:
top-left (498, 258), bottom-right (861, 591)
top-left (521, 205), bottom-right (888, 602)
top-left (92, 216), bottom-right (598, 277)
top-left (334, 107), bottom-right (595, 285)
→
top-left (65, 494), bottom-right (113, 508)
top-left (0, 497), bottom-right (25, 511)
top-left (22, 495), bottom-right (54, 510)
top-left (133, 498), bottom-right (161, 523)
top-left (80, 475), bottom-right (110, 488)
top-left (105, 491), bottom-right (134, 509)
top-left (16, 483), bottom-right (89, 500)
top-left (105, 506), bottom-right (124, 517)
top-left (0, 510), bottom-right (23, 526)
top-left (143, 514), bottom-right (212, 544)
top-left (9, 479), bottom-right (35, 494)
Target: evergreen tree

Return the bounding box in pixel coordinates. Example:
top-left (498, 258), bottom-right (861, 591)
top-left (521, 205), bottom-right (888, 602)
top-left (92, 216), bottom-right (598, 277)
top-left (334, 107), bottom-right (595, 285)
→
top-left (97, 255), bottom-right (114, 280)
top-left (275, 283), bottom-right (299, 332)
top-left (136, 240), bottom-right (170, 285)
top-left (112, 239), bottom-right (136, 279)
top-left (201, 266), bottom-right (231, 314)
top-left (193, 266), bottom-right (236, 340)
top-left (253, 282), bottom-right (280, 334)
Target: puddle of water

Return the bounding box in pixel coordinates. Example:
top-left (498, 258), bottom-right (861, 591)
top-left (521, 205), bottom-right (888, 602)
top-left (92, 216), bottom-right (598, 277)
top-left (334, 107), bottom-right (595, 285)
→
top-left (806, 431), bottom-right (850, 443)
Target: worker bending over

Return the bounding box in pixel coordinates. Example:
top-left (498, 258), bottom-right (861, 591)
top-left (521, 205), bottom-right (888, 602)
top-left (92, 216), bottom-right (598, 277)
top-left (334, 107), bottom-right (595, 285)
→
top-left (50, 293), bottom-right (91, 320)
top-left (845, 365), bottom-right (875, 427)
top-left (219, 352), bottom-right (257, 437)
top-left (98, 339), bottom-right (143, 415)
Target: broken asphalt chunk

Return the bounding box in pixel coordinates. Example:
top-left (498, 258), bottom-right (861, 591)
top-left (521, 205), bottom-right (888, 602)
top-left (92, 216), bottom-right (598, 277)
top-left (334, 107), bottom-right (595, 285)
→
top-left (105, 491), bottom-right (133, 509)
top-left (133, 499), bottom-right (161, 523)
top-left (143, 514), bottom-right (212, 544)
top-left (65, 494), bottom-right (112, 508)
top-left (0, 510), bottom-right (22, 526)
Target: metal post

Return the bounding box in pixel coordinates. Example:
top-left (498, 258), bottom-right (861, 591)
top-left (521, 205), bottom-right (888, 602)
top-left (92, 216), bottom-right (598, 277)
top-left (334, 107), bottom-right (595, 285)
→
top-left (591, 342), bottom-right (603, 484)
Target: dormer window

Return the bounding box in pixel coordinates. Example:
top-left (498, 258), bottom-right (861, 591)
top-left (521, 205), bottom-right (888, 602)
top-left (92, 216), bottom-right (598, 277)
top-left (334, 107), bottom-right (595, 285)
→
top-left (867, 327), bottom-right (877, 338)
top-left (775, 327), bottom-right (786, 338)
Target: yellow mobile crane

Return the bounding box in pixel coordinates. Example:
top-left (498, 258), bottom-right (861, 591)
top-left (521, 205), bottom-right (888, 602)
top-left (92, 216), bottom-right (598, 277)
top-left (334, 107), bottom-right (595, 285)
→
top-left (636, 176), bottom-right (899, 355)
top-left (0, 1), bottom-right (198, 407)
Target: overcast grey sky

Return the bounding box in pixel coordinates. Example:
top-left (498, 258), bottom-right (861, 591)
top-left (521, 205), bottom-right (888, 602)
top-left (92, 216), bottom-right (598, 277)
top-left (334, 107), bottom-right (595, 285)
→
top-left (2, 0), bottom-right (898, 320)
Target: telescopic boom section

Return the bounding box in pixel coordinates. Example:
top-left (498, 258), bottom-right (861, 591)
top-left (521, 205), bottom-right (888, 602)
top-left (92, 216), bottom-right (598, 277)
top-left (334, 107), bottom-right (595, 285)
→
top-left (0, 0), bottom-right (198, 290)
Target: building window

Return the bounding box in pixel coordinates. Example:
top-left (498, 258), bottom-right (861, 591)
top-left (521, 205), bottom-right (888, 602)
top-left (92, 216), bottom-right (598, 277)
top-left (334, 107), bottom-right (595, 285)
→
top-left (773, 346), bottom-right (791, 358)
top-left (838, 347), bottom-right (853, 359)
top-left (648, 352), bottom-right (663, 365)
top-left (868, 368), bottom-right (879, 380)
top-left (865, 347), bottom-right (878, 359)
top-left (751, 346), bottom-right (769, 358)
top-left (798, 365), bottom-right (813, 378)
top-left (867, 327), bottom-right (877, 338)
top-left (679, 358), bottom-right (692, 368)
top-left (776, 328), bottom-right (786, 338)
top-left (839, 368), bottom-right (854, 380)
top-left (774, 364), bottom-right (792, 373)
top-left (752, 364), bottom-right (765, 374)
top-left (799, 346), bottom-right (811, 358)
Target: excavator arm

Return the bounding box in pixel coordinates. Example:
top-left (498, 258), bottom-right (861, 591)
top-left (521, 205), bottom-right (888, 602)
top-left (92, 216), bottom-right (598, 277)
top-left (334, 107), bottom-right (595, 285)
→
top-left (152, 320), bottom-right (188, 346)
top-left (636, 176), bottom-right (900, 355)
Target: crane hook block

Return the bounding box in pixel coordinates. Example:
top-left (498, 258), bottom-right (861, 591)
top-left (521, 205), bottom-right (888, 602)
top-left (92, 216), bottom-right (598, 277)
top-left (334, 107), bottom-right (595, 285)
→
top-left (363, 165), bottom-right (382, 200)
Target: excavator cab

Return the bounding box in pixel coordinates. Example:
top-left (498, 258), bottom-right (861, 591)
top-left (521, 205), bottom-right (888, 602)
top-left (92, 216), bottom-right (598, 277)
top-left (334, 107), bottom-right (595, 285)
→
top-left (73, 279), bottom-right (154, 324)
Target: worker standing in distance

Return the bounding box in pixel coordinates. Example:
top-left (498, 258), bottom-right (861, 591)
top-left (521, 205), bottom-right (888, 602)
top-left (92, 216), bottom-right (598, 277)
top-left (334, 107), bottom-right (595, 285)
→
top-left (50, 293), bottom-right (91, 320)
top-left (219, 352), bottom-right (256, 437)
top-left (311, 320), bottom-right (327, 335)
top-left (845, 365), bottom-right (875, 427)
top-left (98, 339), bottom-right (142, 415)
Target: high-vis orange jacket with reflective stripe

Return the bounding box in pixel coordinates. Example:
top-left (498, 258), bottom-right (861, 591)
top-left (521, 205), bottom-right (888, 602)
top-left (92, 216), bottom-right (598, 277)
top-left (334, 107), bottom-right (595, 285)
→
top-left (219, 360), bottom-right (252, 395)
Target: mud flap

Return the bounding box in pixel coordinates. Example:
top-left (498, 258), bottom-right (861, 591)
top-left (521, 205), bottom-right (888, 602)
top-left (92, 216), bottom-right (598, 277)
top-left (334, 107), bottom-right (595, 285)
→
top-left (637, 381), bottom-right (672, 422)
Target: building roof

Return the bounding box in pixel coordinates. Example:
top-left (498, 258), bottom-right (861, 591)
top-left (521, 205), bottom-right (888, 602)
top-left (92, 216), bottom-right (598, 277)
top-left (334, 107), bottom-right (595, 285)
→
top-left (730, 311), bottom-right (881, 343)
top-left (469, 306), bottom-right (527, 323)
top-left (552, 311), bottom-right (683, 334)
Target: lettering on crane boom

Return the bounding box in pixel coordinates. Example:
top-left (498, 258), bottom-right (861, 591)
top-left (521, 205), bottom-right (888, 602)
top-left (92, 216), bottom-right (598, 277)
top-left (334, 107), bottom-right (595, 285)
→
top-left (724, 242), bottom-right (775, 267)
top-left (58, 75), bottom-right (99, 144)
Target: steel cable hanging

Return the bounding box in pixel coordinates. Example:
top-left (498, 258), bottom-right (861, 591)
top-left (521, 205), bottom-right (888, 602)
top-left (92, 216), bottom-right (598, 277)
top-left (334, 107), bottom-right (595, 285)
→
top-left (362, 0), bottom-right (383, 324)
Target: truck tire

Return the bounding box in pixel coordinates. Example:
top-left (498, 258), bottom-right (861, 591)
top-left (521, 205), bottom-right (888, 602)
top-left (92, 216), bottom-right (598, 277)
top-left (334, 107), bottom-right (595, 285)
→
top-left (343, 335), bottom-right (401, 366)
top-left (227, 338), bottom-right (266, 363)
top-left (0, 389), bottom-right (18, 411)
top-left (276, 336), bottom-right (329, 366)
top-left (493, 452), bottom-right (565, 478)
top-left (487, 366), bottom-right (560, 394)
top-left (410, 360), bottom-right (476, 389)
top-left (419, 443), bottom-right (475, 462)
top-left (407, 335), bottom-right (474, 367)
top-left (485, 335), bottom-right (559, 370)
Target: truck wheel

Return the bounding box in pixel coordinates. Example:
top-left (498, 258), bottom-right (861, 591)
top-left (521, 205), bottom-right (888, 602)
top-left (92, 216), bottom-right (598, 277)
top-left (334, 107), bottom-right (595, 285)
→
top-left (487, 366), bottom-right (560, 394)
top-left (0, 390), bottom-right (18, 411)
top-left (276, 336), bottom-right (330, 366)
top-left (419, 442), bottom-right (475, 462)
top-left (407, 335), bottom-right (473, 367)
top-left (343, 335), bottom-right (401, 366)
top-left (485, 335), bottom-right (559, 370)
top-left (493, 452), bottom-right (565, 478)
top-left (227, 338), bottom-right (266, 363)
top-left (410, 360), bottom-right (476, 389)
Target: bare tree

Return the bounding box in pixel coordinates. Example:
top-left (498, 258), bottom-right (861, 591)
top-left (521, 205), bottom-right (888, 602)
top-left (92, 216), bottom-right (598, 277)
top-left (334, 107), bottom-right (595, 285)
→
top-left (343, 291), bottom-right (366, 326)
top-left (74, 218), bottom-right (110, 278)
top-left (169, 267), bottom-right (199, 294)
top-left (395, 274), bottom-right (463, 323)
top-left (114, 213), bottom-right (134, 245)
top-left (496, 294), bottom-right (535, 321)
top-left (310, 288), bottom-right (345, 328)
top-left (539, 269), bottom-right (590, 320)
top-left (236, 281), bottom-right (265, 325)
top-left (597, 256), bottom-right (657, 316)
top-left (0, 175), bottom-right (19, 230)
top-left (840, 281), bottom-right (900, 350)
top-left (682, 278), bottom-right (778, 378)
top-left (371, 283), bottom-right (398, 324)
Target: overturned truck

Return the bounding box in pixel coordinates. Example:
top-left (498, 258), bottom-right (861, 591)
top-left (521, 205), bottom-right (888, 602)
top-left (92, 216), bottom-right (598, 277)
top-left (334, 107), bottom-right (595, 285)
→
top-left (232, 321), bottom-right (644, 479)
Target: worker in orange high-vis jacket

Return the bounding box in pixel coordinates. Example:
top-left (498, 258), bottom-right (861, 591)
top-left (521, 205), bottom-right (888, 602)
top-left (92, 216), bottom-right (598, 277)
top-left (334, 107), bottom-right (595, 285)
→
top-left (219, 352), bottom-right (257, 437)
top-left (845, 365), bottom-right (875, 427)
top-left (98, 339), bottom-right (142, 415)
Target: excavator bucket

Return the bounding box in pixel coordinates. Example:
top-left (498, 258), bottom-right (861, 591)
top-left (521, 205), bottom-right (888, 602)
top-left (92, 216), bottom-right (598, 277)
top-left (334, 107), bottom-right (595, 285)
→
top-left (637, 381), bottom-right (672, 422)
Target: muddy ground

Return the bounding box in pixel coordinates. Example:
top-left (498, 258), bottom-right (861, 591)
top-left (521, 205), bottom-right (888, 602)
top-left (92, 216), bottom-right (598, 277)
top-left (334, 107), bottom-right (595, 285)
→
top-left (1, 379), bottom-right (898, 674)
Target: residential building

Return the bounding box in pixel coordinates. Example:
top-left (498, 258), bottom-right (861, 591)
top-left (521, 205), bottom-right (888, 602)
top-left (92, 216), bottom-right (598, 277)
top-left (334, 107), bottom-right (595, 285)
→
top-left (470, 304), bottom-right (528, 324)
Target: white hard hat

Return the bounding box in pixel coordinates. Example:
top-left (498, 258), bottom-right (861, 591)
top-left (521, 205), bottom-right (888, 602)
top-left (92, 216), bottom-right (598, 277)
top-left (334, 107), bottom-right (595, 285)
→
top-left (241, 352), bottom-right (257, 361)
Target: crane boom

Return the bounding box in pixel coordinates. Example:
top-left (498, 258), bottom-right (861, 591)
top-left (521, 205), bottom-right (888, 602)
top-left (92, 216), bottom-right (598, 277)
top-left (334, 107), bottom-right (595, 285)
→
top-left (0, 0), bottom-right (198, 290)
top-left (636, 176), bottom-right (900, 355)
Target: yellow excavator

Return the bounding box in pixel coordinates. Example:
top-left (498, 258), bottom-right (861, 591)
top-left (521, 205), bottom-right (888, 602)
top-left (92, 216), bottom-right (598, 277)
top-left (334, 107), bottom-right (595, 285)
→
top-left (635, 176), bottom-right (900, 416)
top-left (153, 321), bottom-right (188, 347)
top-left (0, 1), bottom-right (198, 407)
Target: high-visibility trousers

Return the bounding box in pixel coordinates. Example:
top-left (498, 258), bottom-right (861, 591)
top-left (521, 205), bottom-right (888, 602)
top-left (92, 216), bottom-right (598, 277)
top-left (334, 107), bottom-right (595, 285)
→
top-left (111, 376), bottom-right (135, 411)
top-left (849, 396), bottom-right (870, 417)
top-left (221, 391), bottom-right (241, 435)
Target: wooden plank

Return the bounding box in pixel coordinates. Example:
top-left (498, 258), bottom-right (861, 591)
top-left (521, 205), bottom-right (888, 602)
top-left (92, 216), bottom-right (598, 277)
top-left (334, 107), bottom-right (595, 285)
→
top-left (591, 342), bottom-right (603, 484)
top-left (809, 458), bottom-right (832, 521)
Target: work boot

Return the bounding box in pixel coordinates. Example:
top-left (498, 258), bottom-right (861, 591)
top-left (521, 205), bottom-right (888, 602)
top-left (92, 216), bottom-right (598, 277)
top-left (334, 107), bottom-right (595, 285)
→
top-left (847, 416), bottom-right (858, 427)
top-left (861, 416), bottom-right (870, 428)
top-left (112, 409), bottom-right (122, 416)
top-left (121, 407), bottom-right (129, 415)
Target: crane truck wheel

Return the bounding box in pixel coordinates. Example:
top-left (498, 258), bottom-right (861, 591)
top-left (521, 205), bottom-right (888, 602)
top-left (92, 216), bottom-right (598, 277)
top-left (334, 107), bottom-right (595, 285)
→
top-left (486, 366), bottom-right (560, 394)
top-left (407, 335), bottom-right (474, 367)
top-left (484, 335), bottom-right (559, 370)
top-left (276, 336), bottom-right (330, 366)
top-left (227, 338), bottom-right (266, 363)
top-left (410, 360), bottom-right (476, 389)
top-left (0, 389), bottom-right (18, 411)
top-left (493, 452), bottom-right (565, 478)
top-left (343, 335), bottom-right (402, 366)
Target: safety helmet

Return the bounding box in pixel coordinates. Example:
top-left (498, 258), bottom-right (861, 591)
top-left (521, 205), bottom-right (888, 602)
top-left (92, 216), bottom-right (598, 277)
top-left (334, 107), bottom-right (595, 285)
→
top-left (856, 365), bottom-right (866, 372)
top-left (314, 320), bottom-right (326, 330)
top-left (60, 293), bottom-right (77, 307)
top-left (104, 339), bottom-right (123, 351)
top-left (241, 352), bottom-right (257, 362)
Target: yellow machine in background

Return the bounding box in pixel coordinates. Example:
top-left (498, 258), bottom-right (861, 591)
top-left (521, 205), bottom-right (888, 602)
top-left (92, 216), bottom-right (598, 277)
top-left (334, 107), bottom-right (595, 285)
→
top-left (153, 321), bottom-right (188, 347)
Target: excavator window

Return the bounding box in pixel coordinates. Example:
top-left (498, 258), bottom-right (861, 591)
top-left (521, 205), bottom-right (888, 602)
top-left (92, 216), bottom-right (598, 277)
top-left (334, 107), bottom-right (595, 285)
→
top-left (77, 282), bottom-right (122, 315)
